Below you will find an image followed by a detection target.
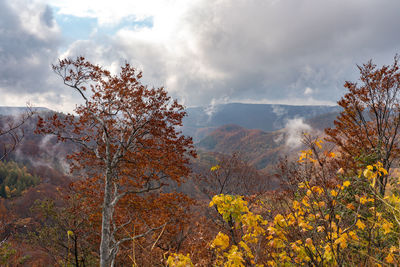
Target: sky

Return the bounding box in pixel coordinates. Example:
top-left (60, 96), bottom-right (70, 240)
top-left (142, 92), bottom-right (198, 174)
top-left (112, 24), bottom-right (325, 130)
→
top-left (0, 0), bottom-right (400, 112)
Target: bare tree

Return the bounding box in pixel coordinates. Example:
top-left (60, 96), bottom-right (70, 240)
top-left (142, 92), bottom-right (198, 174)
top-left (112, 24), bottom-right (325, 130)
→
top-left (0, 106), bottom-right (33, 161)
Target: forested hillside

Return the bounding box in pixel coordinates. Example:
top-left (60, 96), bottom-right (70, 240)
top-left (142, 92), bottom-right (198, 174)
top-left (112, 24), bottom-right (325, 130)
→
top-left (182, 104), bottom-right (340, 141)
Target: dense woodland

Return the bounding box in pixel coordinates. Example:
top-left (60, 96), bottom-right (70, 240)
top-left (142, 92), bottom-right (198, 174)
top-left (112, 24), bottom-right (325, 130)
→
top-left (1, 55), bottom-right (400, 266)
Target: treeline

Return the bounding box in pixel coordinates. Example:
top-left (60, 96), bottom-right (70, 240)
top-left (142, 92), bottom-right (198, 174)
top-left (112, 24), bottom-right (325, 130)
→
top-left (0, 161), bottom-right (40, 198)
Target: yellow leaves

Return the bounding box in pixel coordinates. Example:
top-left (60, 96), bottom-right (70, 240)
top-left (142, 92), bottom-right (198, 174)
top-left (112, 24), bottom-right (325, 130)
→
top-left (330, 190), bottom-right (338, 197)
top-left (274, 214), bottom-right (285, 225)
top-left (382, 220), bottom-right (393, 234)
top-left (298, 221), bottom-right (313, 232)
top-left (209, 194), bottom-right (249, 222)
top-left (370, 177), bottom-right (376, 188)
top-left (331, 221), bottom-right (338, 232)
top-left (210, 164), bottom-right (221, 171)
top-left (311, 186), bottom-right (324, 195)
top-left (385, 253), bottom-right (395, 264)
top-left (302, 196), bottom-right (310, 207)
top-left (356, 220), bottom-right (366, 230)
top-left (210, 193), bottom-right (267, 266)
top-left (293, 200), bottom-right (301, 210)
top-left (242, 213), bottom-right (267, 243)
top-left (315, 139), bottom-right (323, 149)
top-left (384, 247), bottom-right (398, 263)
top-left (363, 168), bottom-right (374, 179)
top-left (359, 196), bottom-right (373, 205)
top-left (166, 253), bottom-right (194, 267)
top-left (205, 158), bottom-right (398, 267)
top-left (387, 194), bottom-right (400, 207)
top-left (376, 162), bottom-right (388, 176)
top-left (363, 162), bottom-right (388, 184)
top-left (334, 233), bottom-right (348, 249)
top-left (299, 181), bottom-right (310, 190)
top-left (348, 231), bottom-right (358, 241)
top-left (323, 245), bottom-right (333, 262)
top-left (267, 226), bottom-right (276, 235)
top-left (239, 241), bottom-right (254, 259)
top-left (67, 230), bottom-right (74, 239)
top-left (290, 242), bottom-right (300, 252)
top-left (211, 232), bottom-right (230, 250)
top-left (225, 246), bottom-right (245, 267)
top-left (201, 150), bottom-right (400, 267)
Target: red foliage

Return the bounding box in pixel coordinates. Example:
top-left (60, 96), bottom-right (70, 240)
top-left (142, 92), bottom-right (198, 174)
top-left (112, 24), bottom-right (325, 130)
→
top-left (36, 57), bottom-right (196, 265)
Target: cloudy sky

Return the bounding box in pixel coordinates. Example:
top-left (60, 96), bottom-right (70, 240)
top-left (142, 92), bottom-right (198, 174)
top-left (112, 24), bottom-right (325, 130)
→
top-left (1, 0), bottom-right (400, 112)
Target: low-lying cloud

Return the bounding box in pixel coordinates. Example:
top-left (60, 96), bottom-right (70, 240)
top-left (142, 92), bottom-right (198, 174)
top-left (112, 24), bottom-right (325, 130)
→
top-left (284, 118), bottom-right (312, 148)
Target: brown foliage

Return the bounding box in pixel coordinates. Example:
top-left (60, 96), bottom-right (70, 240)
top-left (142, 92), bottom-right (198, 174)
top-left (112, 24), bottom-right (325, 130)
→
top-left (326, 55), bottom-right (400, 195)
top-left (36, 57), bottom-right (196, 266)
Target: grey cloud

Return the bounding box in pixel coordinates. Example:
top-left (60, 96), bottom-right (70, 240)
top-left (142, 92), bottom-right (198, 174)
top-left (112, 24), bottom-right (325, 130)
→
top-left (42, 5), bottom-right (54, 27)
top-left (26, 0), bottom-right (400, 111)
top-left (174, 0), bottom-right (400, 106)
top-left (0, 0), bottom-right (61, 95)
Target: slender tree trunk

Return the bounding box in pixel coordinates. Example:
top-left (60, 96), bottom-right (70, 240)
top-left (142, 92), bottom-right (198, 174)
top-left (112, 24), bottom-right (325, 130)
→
top-left (74, 236), bottom-right (79, 267)
top-left (99, 171), bottom-right (114, 267)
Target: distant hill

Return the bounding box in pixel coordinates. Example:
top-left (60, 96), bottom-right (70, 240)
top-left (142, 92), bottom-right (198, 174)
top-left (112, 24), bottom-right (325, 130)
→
top-left (0, 106), bottom-right (51, 116)
top-left (195, 110), bottom-right (341, 171)
top-left (182, 103), bottom-right (340, 141)
top-left (196, 124), bottom-right (285, 170)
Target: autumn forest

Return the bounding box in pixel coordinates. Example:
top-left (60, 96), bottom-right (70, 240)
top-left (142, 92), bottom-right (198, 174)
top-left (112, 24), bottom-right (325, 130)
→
top-left (1, 55), bottom-right (400, 267)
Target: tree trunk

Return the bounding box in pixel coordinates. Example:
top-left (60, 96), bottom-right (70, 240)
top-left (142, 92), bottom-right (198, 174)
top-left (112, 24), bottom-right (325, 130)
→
top-left (99, 171), bottom-right (114, 267)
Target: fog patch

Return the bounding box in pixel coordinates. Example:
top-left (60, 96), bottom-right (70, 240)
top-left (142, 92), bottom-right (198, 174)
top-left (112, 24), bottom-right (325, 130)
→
top-left (203, 96), bottom-right (229, 122)
top-left (273, 133), bottom-right (284, 144)
top-left (272, 105), bottom-right (287, 117)
top-left (284, 118), bottom-right (311, 148)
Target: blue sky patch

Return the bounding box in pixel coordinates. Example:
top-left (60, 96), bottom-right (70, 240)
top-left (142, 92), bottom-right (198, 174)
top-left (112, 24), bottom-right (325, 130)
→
top-left (52, 7), bottom-right (154, 46)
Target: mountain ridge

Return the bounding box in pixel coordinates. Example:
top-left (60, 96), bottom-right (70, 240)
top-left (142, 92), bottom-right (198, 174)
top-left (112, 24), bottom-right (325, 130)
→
top-left (183, 103), bottom-right (340, 141)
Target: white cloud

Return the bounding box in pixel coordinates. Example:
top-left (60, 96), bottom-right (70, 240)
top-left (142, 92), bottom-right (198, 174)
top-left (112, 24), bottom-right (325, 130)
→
top-left (304, 87), bottom-right (314, 95)
top-left (284, 118), bottom-right (311, 148)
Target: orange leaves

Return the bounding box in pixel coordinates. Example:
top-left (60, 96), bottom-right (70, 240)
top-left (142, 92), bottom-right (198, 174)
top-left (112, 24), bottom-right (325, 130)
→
top-left (298, 149), bottom-right (315, 163)
top-left (325, 55), bottom-right (400, 195)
